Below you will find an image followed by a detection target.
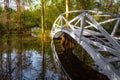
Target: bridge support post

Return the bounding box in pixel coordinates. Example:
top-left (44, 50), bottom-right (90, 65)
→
top-left (111, 19), bottom-right (120, 36)
top-left (79, 12), bottom-right (86, 43)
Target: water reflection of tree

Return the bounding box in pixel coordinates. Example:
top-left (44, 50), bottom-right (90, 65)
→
top-left (22, 51), bottom-right (32, 69)
top-left (0, 34), bottom-right (58, 80)
top-left (17, 34), bottom-right (23, 80)
top-left (0, 36), bottom-right (3, 76)
top-left (0, 34), bottom-right (12, 79)
top-left (0, 34), bottom-right (33, 80)
top-left (73, 42), bottom-right (94, 67)
top-left (7, 34), bottom-right (12, 79)
top-left (0, 36), bottom-right (5, 79)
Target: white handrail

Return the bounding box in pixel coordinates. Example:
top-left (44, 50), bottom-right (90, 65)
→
top-left (51, 10), bottom-right (120, 80)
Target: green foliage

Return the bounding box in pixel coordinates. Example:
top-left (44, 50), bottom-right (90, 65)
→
top-left (0, 7), bottom-right (3, 13)
top-left (74, 0), bottom-right (94, 10)
top-left (21, 9), bottom-right (41, 30)
top-left (0, 0), bottom-right (119, 35)
top-left (32, 29), bottom-right (41, 35)
top-left (45, 3), bottom-right (65, 29)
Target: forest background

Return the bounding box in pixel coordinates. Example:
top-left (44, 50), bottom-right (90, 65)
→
top-left (0, 0), bottom-right (120, 34)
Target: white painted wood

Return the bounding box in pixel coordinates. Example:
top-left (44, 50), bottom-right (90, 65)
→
top-left (85, 18), bottom-right (118, 28)
top-left (51, 10), bottom-right (120, 80)
top-left (79, 13), bottom-right (86, 42)
top-left (80, 41), bottom-right (120, 80)
top-left (51, 40), bottom-right (72, 80)
top-left (104, 56), bottom-right (120, 62)
top-left (83, 37), bottom-right (120, 57)
top-left (111, 19), bottom-right (120, 36)
top-left (86, 13), bottom-right (120, 52)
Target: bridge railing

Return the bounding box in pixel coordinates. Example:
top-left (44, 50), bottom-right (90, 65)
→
top-left (51, 10), bottom-right (120, 80)
top-left (51, 10), bottom-right (120, 51)
top-left (51, 10), bottom-right (120, 38)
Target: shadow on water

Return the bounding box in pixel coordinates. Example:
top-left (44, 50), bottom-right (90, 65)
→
top-left (0, 34), bottom-right (59, 80)
top-left (52, 34), bottom-right (109, 80)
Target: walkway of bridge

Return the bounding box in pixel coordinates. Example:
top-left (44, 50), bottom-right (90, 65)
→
top-left (51, 10), bottom-right (120, 80)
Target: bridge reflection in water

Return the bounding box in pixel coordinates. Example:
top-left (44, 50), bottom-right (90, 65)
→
top-left (52, 37), bottom-right (109, 80)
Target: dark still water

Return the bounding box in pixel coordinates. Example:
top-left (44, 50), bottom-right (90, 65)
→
top-left (0, 34), bottom-right (109, 80)
top-left (0, 34), bottom-right (60, 80)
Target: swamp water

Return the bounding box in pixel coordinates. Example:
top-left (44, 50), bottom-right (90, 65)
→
top-left (0, 34), bottom-right (108, 80)
top-left (0, 34), bottom-right (59, 80)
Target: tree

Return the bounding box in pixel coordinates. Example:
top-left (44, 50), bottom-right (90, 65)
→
top-left (66, 0), bottom-right (70, 27)
top-left (5, 0), bottom-right (11, 33)
top-left (41, 0), bottom-right (45, 34)
top-left (75, 0), bottom-right (94, 10)
top-left (41, 0), bottom-right (45, 79)
top-left (61, 0), bottom-right (75, 51)
top-left (16, 0), bottom-right (21, 33)
top-left (108, 0), bottom-right (112, 12)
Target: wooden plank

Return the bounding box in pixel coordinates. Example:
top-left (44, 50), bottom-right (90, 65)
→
top-left (104, 56), bottom-right (120, 62)
top-left (83, 37), bottom-right (120, 58)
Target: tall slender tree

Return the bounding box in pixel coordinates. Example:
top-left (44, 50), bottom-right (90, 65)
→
top-left (61, 0), bottom-right (74, 51)
top-left (66, 0), bottom-right (70, 24)
top-left (5, 0), bottom-right (10, 33)
top-left (16, 0), bottom-right (21, 33)
top-left (41, 0), bottom-right (45, 80)
top-left (41, 0), bottom-right (45, 34)
top-left (108, 0), bottom-right (112, 12)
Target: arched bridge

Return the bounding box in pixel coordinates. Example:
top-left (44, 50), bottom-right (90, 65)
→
top-left (51, 10), bottom-right (120, 80)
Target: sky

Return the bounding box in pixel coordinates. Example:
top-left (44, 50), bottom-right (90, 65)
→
top-left (1, 0), bottom-right (120, 10)
top-left (0, 0), bottom-right (17, 9)
top-left (0, 0), bottom-right (41, 10)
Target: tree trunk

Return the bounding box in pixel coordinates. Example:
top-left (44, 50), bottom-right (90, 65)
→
top-left (66, 0), bottom-right (70, 25)
top-left (108, 0), bottom-right (112, 13)
top-left (41, 0), bottom-right (45, 34)
top-left (5, 0), bottom-right (10, 33)
top-left (41, 0), bottom-right (45, 79)
top-left (16, 0), bottom-right (21, 33)
top-left (61, 0), bottom-right (75, 51)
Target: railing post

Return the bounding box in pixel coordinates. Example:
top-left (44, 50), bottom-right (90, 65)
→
top-left (60, 15), bottom-right (63, 28)
top-left (111, 19), bottom-right (120, 36)
top-left (79, 12), bottom-right (86, 43)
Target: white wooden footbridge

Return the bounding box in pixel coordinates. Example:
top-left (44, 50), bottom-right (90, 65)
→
top-left (50, 10), bottom-right (120, 80)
